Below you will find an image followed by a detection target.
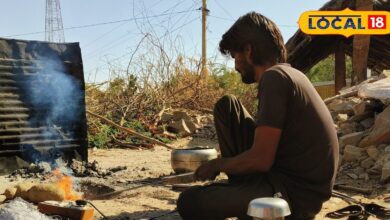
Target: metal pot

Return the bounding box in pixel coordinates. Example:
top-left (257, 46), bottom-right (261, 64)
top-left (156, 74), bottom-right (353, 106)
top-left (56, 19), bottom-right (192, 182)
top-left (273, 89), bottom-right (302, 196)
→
top-left (171, 146), bottom-right (218, 173)
top-left (247, 197), bottom-right (291, 220)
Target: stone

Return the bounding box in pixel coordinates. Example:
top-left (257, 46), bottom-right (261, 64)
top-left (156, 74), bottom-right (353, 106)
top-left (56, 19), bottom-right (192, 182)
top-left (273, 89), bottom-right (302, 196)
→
top-left (347, 173), bottom-right (358, 180)
top-left (328, 99), bottom-right (357, 114)
top-left (385, 145), bottom-right (390, 153)
top-left (338, 123), bottom-right (357, 135)
top-left (172, 111), bottom-right (192, 121)
top-left (194, 115), bottom-right (203, 125)
top-left (360, 117), bottom-right (375, 129)
top-left (160, 112), bottom-right (173, 123)
top-left (361, 158), bottom-right (375, 169)
top-left (0, 195), bottom-right (5, 203)
top-left (343, 145), bottom-right (366, 161)
top-left (168, 119), bottom-right (192, 136)
top-left (348, 111), bottom-right (374, 122)
top-left (358, 77), bottom-right (390, 104)
top-left (359, 106), bottom-right (390, 148)
top-left (381, 161), bottom-right (390, 183)
top-left (339, 132), bottom-right (366, 148)
top-left (0, 156), bottom-right (29, 175)
top-left (337, 114), bottom-right (349, 122)
top-left (184, 119), bottom-right (199, 133)
top-left (366, 145), bottom-right (379, 160)
top-left (353, 101), bottom-right (369, 115)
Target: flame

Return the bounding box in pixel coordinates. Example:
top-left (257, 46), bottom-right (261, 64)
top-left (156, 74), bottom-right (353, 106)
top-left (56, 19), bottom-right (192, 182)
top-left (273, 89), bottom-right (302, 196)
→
top-left (53, 168), bottom-right (82, 200)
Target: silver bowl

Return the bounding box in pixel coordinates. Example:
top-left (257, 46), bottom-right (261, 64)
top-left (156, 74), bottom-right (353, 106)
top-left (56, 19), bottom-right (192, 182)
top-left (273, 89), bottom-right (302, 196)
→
top-left (171, 146), bottom-right (218, 173)
top-left (247, 197), bottom-right (291, 219)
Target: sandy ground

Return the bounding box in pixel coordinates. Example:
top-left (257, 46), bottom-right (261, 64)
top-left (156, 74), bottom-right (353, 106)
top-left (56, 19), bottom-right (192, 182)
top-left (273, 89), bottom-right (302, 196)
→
top-left (1, 136), bottom-right (389, 219)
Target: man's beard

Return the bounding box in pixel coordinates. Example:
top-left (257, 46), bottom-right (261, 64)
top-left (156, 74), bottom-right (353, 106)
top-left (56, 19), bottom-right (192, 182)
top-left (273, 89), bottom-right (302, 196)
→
top-left (240, 62), bottom-right (256, 84)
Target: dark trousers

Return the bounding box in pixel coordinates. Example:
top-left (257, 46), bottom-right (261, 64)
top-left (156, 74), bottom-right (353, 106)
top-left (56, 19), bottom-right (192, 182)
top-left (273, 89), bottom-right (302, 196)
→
top-left (177, 95), bottom-right (277, 220)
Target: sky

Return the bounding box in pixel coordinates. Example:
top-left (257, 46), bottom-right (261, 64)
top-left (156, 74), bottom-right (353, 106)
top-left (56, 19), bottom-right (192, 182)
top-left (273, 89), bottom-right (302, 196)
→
top-left (0, 0), bottom-right (329, 83)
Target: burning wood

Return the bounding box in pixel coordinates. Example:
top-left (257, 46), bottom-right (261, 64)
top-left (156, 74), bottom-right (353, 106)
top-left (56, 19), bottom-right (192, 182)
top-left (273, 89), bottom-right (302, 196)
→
top-left (53, 168), bottom-right (82, 201)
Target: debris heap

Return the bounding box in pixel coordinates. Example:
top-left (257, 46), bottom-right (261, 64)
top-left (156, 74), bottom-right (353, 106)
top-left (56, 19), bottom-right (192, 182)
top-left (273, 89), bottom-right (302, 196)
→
top-left (325, 75), bottom-right (390, 191)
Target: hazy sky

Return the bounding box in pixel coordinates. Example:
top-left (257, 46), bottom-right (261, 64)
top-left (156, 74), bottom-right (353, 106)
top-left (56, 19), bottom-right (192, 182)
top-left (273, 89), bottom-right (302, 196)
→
top-left (0, 0), bottom-right (329, 83)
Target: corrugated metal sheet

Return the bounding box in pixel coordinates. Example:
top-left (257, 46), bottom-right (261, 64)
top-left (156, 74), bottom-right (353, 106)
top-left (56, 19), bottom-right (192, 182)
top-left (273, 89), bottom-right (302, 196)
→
top-left (0, 38), bottom-right (87, 165)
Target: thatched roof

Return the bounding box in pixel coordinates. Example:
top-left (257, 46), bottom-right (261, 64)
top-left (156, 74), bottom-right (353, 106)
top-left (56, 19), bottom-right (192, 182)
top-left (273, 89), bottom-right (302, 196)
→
top-left (286, 0), bottom-right (390, 73)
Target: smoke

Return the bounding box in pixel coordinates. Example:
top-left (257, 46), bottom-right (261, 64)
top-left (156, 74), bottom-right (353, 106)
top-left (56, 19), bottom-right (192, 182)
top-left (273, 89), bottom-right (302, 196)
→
top-left (19, 57), bottom-right (83, 165)
top-left (24, 57), bottom-right (82, 129)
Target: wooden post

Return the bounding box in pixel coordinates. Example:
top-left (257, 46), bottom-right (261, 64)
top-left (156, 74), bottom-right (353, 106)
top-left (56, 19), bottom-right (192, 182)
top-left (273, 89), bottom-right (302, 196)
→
top-left (352, 0), bottom-right (373, 84)
top-left (201, 0), bottom-right (208, 77)
top-left (335, 42), bottom-right (346, 93)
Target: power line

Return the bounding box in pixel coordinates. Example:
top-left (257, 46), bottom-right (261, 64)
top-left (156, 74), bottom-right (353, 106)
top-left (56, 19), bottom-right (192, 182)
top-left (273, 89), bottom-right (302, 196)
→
top-left (84, 4), bottom-right (199, 60)
top-left (86, 16), bottom-right (200, 74)
top-left (83, 0), bottom-right (174, 48)
top-left (214, 0), bottom-right (235, 20)
top-left (2, 9), bottom-right (198, 38)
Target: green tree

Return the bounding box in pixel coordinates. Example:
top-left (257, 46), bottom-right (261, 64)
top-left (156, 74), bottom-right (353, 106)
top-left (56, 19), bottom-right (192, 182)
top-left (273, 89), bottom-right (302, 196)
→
top-left (307, 55), bottom-right (352, 83)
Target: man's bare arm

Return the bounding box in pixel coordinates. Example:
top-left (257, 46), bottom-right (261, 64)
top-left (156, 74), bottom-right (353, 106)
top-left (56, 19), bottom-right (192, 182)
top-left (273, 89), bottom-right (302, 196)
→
top-left (195, 126), bottom-right (282, 180)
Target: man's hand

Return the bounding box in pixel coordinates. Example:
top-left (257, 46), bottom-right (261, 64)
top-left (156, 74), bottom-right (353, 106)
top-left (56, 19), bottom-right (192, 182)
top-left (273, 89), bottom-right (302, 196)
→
top-left (195, 158), bottom-right (221, 181)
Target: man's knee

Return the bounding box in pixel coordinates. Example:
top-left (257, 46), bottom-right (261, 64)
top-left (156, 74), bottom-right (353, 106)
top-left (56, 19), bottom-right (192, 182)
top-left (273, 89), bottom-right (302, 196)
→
top-left (214, 94), bottom-right (238, 116)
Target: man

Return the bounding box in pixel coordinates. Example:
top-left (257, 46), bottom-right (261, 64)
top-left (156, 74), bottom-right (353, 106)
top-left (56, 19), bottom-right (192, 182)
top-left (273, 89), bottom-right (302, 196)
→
top-left (177, 12), bottom-right (339, 220)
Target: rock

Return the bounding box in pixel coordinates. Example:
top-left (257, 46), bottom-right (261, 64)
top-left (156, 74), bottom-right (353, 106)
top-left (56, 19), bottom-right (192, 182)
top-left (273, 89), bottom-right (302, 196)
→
top-left (328, 99), bottom-right (357, 114)
top-left (361, 158), bottom-right (375, 169)
top-left (381, 161), bottom-right (390, 183)
top-left (348, 111), bottom-right (374, 122)
top-left (194, 115), bottom-right (203, 125)
top-left (358, 77), bottom-right (390, 104)
top-left (353, 99), bottom-right (383, 115)
top-left (347, 173), bottom-right (358, 180)
top-left (0, 156), bottom-right (29, 175)
top-left (168, 119), bottom-right (192, 136)
top-left (385, 145), bottom-right (390, 153)
top-left (360, 117), bottom-right (375, 129)
top-left (343, 145), bottom-right (366, 161)
top-left (116, 179), bottom-right (126, 184)
top-left (358, 173), bottom-right (370, 181)
top-left (366, 145), bottom-right (379, 160)
top-left (160, 112), bottom-right (174, 123)
top-left (4, 187), bottom-right (17, 200)
top-left (359, 106), bottom-right (390, 148)
top-left (184, 119), bottom-right (199, 133)
top-left (383, 70), bottom-right (390, 78)
top-left (338, 122), bottom-right (357, 135)
top-left (339, 132), bottom-right (366, 148)
top-left (172, 111), bottom-right (192, 121)
top-left (337, 114), bottom-right (348, 122)
top-left (0, 195), bottom-right (6, 203)
top-left (353, 101), bottom-right (368, 115)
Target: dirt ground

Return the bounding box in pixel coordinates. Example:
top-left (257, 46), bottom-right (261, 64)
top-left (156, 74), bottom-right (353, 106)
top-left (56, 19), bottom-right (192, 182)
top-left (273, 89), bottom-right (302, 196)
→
top-left (1, 136), bottom-right (389, 219)
top-left (84, 136), bottom-right (389, 220)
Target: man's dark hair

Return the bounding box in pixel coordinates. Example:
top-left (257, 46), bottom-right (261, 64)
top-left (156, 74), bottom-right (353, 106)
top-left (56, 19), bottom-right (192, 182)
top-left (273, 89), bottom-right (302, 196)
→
top-left (219, 11), bottom-right (287, 65)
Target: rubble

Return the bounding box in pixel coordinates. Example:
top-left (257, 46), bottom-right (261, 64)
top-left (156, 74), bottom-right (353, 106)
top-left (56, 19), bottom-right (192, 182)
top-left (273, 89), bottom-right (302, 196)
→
top-left (6, 159), bottom-right (127, 181)
top-left (326, 75), bottom-right (390, 189)
top-left (70, 159), bottom-right (127, 178)
top-left (159, 109), bottom-right (216, 139)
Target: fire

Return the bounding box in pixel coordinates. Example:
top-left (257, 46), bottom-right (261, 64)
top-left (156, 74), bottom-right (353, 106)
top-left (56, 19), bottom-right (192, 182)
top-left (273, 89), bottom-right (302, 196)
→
top-left (53, 168), bottom-right (82, 200)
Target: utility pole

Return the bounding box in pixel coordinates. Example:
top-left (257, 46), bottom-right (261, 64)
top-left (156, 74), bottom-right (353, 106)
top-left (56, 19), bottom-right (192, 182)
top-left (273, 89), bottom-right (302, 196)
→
top-left (201, 0), bottom-right (208, 77)
top-left (45, 0), bottom-right (65, 43)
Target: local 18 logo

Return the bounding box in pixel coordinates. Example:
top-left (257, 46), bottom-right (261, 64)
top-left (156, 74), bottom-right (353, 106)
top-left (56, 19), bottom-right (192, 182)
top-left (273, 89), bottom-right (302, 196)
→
top-left (299, 8), bottom-right (390, 37)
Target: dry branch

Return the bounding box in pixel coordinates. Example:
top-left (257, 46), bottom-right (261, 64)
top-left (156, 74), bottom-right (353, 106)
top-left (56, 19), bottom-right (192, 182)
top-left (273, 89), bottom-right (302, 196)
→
top-left (86, 110), bottom-right (175, 150)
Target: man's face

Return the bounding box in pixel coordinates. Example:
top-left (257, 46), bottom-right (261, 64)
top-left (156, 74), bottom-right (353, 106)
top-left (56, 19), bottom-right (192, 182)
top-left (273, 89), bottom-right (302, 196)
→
top-left (232, 51), bottom-right (256, 84)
